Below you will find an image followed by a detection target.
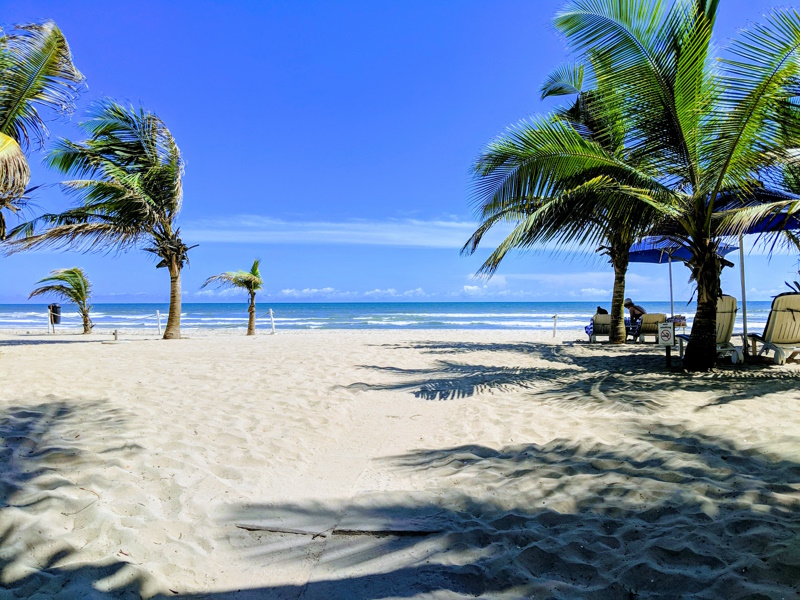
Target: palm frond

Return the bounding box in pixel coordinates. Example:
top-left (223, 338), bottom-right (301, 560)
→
top-left (29, 267), bottom-right (91, 309)
top-left (202, 259), bottom-right (263, 294)
top-left (705, 9), bottom-right (800, 207)
top-left (540, 62), bottom-right (586, 98)
top-left (555, 0), bottom-right (712, 189)
top-left (0, 21), bottom-right (85, 150)
top-left (8, 99), bottom-right (189, 265)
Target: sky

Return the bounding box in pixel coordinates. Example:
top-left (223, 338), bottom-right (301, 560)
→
top-left (1, 0), bottom-right (797, 304)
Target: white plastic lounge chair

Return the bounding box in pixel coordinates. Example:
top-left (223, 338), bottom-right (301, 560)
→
top-left (635, 313), bottom-right (666, 342)
top-left (747, 292), bottom-right (800, 365)
top-left (590, 314), bottom-right (611, 343)
top-left (677, 295), bottom-right (743, 364)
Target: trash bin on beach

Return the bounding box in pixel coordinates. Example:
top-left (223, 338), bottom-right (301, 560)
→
top-left (48, 303), bottom-right (62, 325)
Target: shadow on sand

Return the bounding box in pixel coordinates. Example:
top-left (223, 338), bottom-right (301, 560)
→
top-left (0, 337), bottom-right (107, 347)
top-left (346, 342), bottom-right (800, 411)
top-left (216, 422), bottom-right (800, 598)
top-left (2, 354), bottom-right (800, 598)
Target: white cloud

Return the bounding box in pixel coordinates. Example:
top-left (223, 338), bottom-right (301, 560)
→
top-left (194, 287), bottom-right (244, 298)
top-left (274, 286), bottom-right (427, 300)
top-left (364, 288), bottom-right (398, 297)
top-left (462, 284), bottom-right (487, 295)
top-left (579, 287), bottom-right (611, 296)
top-left (280, 287), bottom-right (341, 297)
top-left (182, 215), bottom-right (513, 249)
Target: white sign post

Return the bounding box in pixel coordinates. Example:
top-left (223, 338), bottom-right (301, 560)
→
top-left (658, 322), bottom-right (675, 367)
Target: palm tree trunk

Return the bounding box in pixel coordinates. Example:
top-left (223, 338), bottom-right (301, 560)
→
top-left (605, 234), bottom-right (631, 344)
top-left (163, 264), bottom-right (182, 340)
top-left (81, 309), bottom-right (92, 334)
top-left (609, 246), bottom-right (629, 344)
top-left (247, 292), bottom-right (256, 336)
top-left (683, 240), bottom-right (720, 371)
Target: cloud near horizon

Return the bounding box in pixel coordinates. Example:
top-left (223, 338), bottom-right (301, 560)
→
top-left (182, 215), bottom-right (512, 249)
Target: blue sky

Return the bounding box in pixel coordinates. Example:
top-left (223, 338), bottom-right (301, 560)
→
top-left (2, 0), bottom-right (797, 304)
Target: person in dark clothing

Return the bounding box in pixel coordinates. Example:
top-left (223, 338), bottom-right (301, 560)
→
top-left (624, 298), bottom-right (646, 322)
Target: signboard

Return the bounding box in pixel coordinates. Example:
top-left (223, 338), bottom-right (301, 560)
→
top-left (658, 322), bottom-right (674, 346)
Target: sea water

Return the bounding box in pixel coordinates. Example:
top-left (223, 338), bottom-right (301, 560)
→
top-left (0, 301), bottom-right (774, 334)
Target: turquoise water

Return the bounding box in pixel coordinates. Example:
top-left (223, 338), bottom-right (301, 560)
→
top-left (0, 301), bottom-right (774, 333)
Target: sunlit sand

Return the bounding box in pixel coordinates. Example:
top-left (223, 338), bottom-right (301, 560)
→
top-left (1, 330), bottom-right (799, 598)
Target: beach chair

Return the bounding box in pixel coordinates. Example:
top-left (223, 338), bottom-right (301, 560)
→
top-left (677, 295), bottom-right (743, 364)
top-left (589, 314), bottom-right (611, 343)
top-left (747, 292), bottom-right (800, 365)
top-left (635, 313), bottom-right (667, 342)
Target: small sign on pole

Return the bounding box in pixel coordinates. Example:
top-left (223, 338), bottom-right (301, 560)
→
top-left (658, 322), bottom-right (674, 346)
top-left (659, 322), bottom-right (675, 367)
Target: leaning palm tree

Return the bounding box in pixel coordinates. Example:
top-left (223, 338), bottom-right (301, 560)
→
top-left (7, 99), bottom-right (193, 339)
top-left (29, 267), bottom-right (93, 333)
top-left (201, 259), bottom-right (263, 335)
top-left (0, 21), bottom-right (84, 240)
top-left (464, 61), bottom-right (665, 344)
top-left (472, 0), bottom-right (800, 370)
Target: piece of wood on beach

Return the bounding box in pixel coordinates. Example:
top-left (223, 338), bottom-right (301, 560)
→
top-left (235, 523), bottom-right (443, 537)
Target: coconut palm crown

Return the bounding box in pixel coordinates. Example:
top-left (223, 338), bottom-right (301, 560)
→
top-left (469, 0), bottom-right (800, 370)
top-left (29, 267), bottom-right (93, 333)
top-left (7, 99), bottom-right (193, 339)
top-left (202, 259), bottom-right (263, 335)
top-left (464, 59), bottom-right (665, 343)
top-left (0, 21), bottom-right (85, 239)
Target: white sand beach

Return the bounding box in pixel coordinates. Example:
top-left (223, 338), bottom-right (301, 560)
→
top-left (1, 329), bottom-right (800, 598)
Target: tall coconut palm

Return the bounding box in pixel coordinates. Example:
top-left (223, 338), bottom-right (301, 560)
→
top-left (474, 0), bottom-right (800, 370)
top-left (0, 21), bottom-right (84, 239)
top-left (464, 61), bottom-right (665, 343)
top-left (201, 260), bottom-right (263, 335)
top-left (29, 267), bottom-right (93, 333)
top-left (7, 99), bottom-right (193, 339)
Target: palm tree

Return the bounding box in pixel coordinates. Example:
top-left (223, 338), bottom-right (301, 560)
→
top-left (7, 99), bottom-right (193, 339)
top-left (29, 267), bottom-right (93, 333)
top-left (201, 260), bottom-right (263, 335)
top-left (464, 61), bottom-right (665, 344)
top-left (0, 21), bottom-right (84, 239)
top-left (472, 0), bottom-right (800, 370)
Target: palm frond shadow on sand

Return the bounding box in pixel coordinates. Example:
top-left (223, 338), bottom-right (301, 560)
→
top-left (1, 398), bottom-right (799, 597)
top-left (0, 398), bottom-right (148, 598)
top-left (218, 423), bottom-right (800, 598)
top-left (349, 342), bottom-right (800, 411)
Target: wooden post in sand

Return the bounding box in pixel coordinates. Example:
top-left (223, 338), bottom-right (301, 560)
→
top-left (269, 309), bottom-right (276, 335)
top-left (552, 313), bottom-right (558, 337)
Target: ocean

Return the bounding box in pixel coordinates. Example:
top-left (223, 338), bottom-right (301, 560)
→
top-left (0, 301), bottom-right (774, 334)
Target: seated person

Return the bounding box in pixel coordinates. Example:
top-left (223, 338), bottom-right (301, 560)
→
top-left (624, 298), bottom-right (647, 323)
top-left (585, 306), bottom-right (610, 339)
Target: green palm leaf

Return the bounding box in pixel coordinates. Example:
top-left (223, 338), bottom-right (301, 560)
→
top-left (29, 267), bottom-right (93, 333)
top-left (0, 21), bottom-right (85, 149)
top-left (202, 259), bottom-right (263, 295)
top-left (7, 99), bottom-right (190, 339)
top-left (0, 20), bottom-right (83, 238)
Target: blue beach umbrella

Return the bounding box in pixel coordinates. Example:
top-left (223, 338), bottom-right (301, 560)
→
top-left (629, 238), bottom-right (738, 317)
top-left (730, 210), bottom-right (800, 345)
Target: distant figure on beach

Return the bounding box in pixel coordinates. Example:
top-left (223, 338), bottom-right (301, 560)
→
top-left (624, 298), bottom-right (646, 323)
top-left (595, 306), bottom-right (608, 315)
